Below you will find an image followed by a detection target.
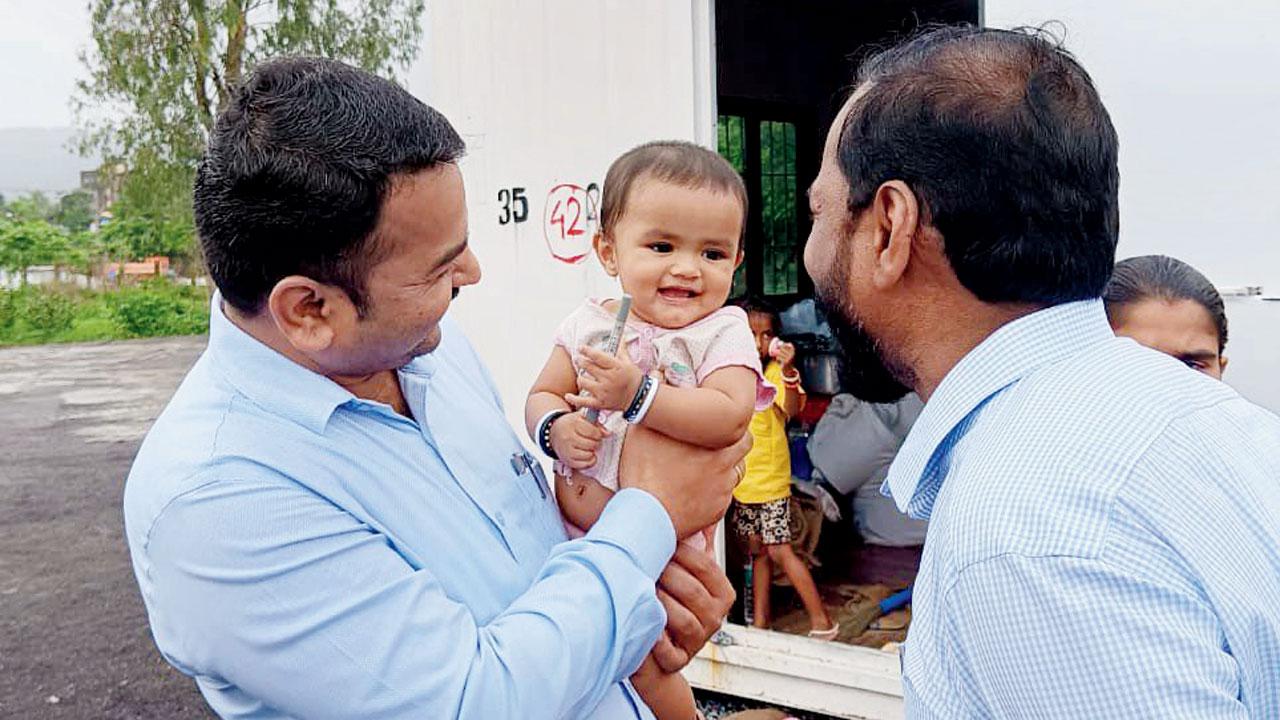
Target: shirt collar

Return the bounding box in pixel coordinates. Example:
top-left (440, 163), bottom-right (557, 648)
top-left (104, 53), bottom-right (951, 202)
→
top-left (206, 292), bottom-right (356, 434)
top-left (884, 299), bottom-right (1115, 517)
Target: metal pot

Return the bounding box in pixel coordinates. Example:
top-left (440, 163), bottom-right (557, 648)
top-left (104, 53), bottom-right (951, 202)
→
top-left (798, 352), bottom-right (842, 395)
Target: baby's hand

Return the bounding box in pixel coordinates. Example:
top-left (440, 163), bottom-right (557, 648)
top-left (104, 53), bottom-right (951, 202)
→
top-left (550, 412), bottom-right (608, 470)
top-left (567, 345), bottom-right (644, 412)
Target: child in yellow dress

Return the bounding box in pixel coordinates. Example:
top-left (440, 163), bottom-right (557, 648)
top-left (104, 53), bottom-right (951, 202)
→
top-left (733, 298), bottom-right (836, 639)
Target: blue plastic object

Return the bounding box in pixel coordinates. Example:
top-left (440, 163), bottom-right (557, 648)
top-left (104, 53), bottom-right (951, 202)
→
top-left (788, 433), bottom-right (813, 480)
top-left (878, 586), bottom-right (913, 614)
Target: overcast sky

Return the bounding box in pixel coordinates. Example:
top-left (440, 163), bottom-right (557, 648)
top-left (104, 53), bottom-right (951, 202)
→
top-left (0, 0), bottom-right (91, 129)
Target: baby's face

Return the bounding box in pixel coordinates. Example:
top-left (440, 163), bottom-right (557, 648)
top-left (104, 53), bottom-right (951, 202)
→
top-left (600, 177), bottom-right (743, 329)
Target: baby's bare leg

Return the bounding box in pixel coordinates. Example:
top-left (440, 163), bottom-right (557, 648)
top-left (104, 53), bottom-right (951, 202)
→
top-left (631, 652), bottom-right (697, 720)
top-left (555, 473), bottom-right (615, 532)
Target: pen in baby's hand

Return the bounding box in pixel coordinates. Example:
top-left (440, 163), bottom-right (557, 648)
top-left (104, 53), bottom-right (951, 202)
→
top-left (583, 294), bottom-right (632, 425)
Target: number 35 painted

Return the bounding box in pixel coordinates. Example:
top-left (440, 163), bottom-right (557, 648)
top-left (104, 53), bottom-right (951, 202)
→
top-left (497, 187), bottom-right (529, 225)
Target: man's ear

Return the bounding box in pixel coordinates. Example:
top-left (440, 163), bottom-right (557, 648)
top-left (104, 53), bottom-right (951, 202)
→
top-left (593, 232), bottom-right (619, 277)
top-left (870, 180), bottom-right (920, 291)
top-left (266, 276), bottom-right (345, 353)
top-left (1218, 355), bottom-right (1229, 375)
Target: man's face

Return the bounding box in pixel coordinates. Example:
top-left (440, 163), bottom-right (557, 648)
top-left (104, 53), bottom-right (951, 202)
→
top-left (333, 164), bottom-right (480, 374)
top-left (804, 94), bottom-right (913, 403)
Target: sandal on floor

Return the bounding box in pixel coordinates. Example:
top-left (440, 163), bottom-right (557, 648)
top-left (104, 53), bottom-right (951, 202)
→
top-left (808, 622), bottom-right (840, 641)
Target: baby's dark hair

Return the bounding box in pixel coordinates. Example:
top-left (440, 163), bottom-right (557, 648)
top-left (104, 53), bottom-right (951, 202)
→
top-left (599, 140), bottom-right (748, 245)
top-left (1104, 255), bottom-right (1228, 352)
top-left (735, 295), bottom-right (781, 331)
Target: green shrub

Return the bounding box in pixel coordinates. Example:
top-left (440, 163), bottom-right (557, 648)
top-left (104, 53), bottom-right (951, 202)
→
top-left (109, 280), bottom-right (209, 337)
top-left (0, 280), bottom-right (210, 346)
top-left (21, 287), bottom-right (76, 336)
top-left (0, 289), bottom-right (17, 331)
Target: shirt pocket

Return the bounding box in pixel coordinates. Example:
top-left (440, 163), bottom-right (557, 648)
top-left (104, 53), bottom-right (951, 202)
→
top-left (498, 450), bottom-right (568, 551)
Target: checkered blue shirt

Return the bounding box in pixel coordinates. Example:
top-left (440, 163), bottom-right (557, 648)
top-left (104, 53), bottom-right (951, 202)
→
top-left (885, 300), bottom-right (1280, 719)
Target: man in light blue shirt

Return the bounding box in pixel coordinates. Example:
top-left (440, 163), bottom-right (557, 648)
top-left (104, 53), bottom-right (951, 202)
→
top-left (804, 26), bottom-right (1280, 718)
top-left (123, 58), bottom-right (744, 719)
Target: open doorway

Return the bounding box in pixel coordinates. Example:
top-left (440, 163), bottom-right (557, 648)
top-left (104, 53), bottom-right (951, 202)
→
top-left (714, 0), bottom-right (979, 648)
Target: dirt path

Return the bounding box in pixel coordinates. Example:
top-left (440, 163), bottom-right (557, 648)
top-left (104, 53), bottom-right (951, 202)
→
top-left (0, 337), bottom-right (213, 719)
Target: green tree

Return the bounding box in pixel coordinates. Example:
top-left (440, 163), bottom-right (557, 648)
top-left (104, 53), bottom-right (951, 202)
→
top-left (75, 0), bottom-right (427, 230)
top-left (65, 230), bottom-right (105, 286)
top-left (108, 209), bottom-right (192, 258)
top-left (0, 219), bottom-right (69, 285)
top-left (55, 190), bottom-right (96, 231)
top-left (95, 205), bottom-right (202, 284)
top-left (6, 192), bottom-right (56, 222)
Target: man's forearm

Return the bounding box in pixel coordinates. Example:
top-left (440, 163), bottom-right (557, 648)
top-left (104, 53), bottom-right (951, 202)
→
top-left (146, 482), bottom-right (676, 720)
top-left (487, 489), bottom-right (676, 717)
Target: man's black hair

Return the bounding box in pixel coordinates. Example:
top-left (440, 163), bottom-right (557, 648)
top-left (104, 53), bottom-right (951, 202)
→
top-left (1104, 255), bottom-right (1228, 352)
top-left (194, 56), bottom-right (465, 315)
top-left (840, 25), bottom-right (1120, 305)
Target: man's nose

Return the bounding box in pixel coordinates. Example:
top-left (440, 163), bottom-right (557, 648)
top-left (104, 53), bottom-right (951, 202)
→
top-left (457, 248), bottom-right (482, 286)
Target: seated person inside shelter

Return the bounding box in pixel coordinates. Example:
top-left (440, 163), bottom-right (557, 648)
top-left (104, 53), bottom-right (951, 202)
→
top-left (770, 299), bottom-right (923, 550)
top-left (807, 393), bottom-right (927, 547)
top-left (1103, 254), bottom-right (1228, 379)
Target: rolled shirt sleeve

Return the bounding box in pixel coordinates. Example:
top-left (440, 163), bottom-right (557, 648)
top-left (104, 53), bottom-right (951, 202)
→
top-left (138, 477), bottom-right (675, 719)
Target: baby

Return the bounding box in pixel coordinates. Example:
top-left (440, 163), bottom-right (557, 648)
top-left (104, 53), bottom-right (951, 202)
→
top-left (526, 141), bottom-right (773, 720)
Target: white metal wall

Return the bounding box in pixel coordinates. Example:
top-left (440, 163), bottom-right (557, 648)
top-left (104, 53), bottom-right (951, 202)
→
top-left (986, 1), bottom-right (1280, 412)
top-left (411, 0), bottom-right (715, 431)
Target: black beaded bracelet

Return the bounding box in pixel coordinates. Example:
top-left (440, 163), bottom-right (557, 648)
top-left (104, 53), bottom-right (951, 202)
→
top-left (622, 375), bottom-right (654, 423)
top-left (538, 410), bottom-right (569, 459)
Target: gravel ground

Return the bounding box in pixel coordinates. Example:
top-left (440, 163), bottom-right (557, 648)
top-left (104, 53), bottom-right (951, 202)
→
top-left (0, 337), bottom-right (213, 719)
top-left (696, 689), bottom-right (834, 719)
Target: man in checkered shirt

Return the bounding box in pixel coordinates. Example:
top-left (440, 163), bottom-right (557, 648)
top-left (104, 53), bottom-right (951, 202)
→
top-left (805, 25), bottom-right (1280, 718)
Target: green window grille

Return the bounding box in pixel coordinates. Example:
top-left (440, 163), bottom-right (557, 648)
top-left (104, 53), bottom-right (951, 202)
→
top-left (717, 113), bottom-right (800, 299)
top-left (717, 114), bottom-right (749, 297)
top-left (759, 120), bottom-right (798, 295)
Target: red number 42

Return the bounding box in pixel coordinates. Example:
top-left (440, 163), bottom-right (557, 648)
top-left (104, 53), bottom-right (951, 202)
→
top-left (549, 196), bottom-right (583, 239)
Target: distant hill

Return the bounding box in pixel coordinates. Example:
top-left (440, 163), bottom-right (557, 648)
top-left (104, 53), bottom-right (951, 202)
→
top-left (0, 126), bottom-right (101, 200)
